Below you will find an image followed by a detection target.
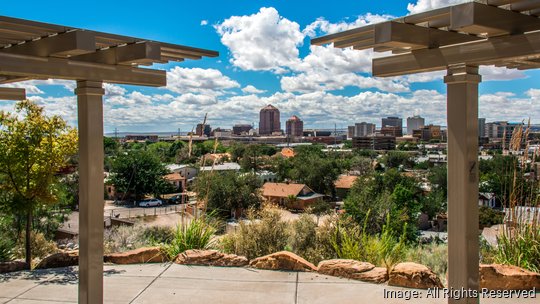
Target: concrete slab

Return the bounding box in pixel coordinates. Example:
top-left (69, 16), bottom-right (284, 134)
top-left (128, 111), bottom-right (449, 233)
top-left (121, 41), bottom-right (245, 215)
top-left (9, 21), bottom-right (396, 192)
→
top-left (162, 264), bottom-right (296, 282)
top-left (17, 268), bottom-right (155, 304)
top-left (0, 269), bottom-right (59, 299)
top-left (1, 265), bottom-right (538, 304)
top-left (132, 276), bottom-right (296, 304)
top-left (103, 263), bottom-right (170, 278)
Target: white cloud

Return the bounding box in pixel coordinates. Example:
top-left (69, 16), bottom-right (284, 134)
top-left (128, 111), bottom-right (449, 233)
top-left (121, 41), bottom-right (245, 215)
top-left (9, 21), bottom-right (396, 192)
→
top-left (242, 85), bottom-right (266, 94)
top-left (200, 20), bottom-right (208, 26)
top-left (407, 0), bottom-right (471, 14)
top-left (215, 7), bottom-right (304, 72)
top-left (166, 67), bottom-right (239, 95)
top-left (480, 66), bottom-right (527, 81)
top-left (303, 13), bottom-right (393, 37)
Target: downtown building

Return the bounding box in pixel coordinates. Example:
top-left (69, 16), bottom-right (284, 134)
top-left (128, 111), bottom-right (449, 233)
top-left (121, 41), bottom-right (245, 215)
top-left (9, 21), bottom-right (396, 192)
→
top-left (259, 104), bottom-right (281, 135)
top-left (347, 122), bottom-right (375, 138)
top-left (232, 124), bottom-right (253, 135)
top-left (286, 115), bottom-right (304, 137)
top-left (406, 115), bottom-right (425, 135)
top-left (382, 116), bottom-right (403, 137)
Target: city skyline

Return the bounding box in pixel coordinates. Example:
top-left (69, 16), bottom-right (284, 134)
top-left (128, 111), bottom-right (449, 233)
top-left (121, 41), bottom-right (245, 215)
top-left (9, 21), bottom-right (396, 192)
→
top-left (1, 0), bottom-right (539, 132)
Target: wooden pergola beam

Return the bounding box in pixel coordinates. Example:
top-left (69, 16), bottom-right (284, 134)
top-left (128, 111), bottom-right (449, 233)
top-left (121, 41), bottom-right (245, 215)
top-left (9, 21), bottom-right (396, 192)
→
top-left (0, 52), bottom-right (166, 86)
top-left (0, 30), bottom-right (96, 57)
top-left (450, 2), bottom-right (540, 36)
top-left (0, 87), bottom-right (25, 100)
top-left (373, 30), bottom-right (540, 76)
top-left (72, 41), bottom-right (162, 65)
top-left (374, 21), bottom-right (482, 50)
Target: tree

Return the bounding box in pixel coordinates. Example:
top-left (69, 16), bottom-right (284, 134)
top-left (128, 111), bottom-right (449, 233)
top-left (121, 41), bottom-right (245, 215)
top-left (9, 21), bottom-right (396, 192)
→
top-left (382, 151), bottom-right (415, 170)
top-left (0, 100), bottom-right (77, 266)
top-left (194, 171), bottom-right (262, 218)
top-left (103, 136), bottom-right (118, 155)
top-left (109, 149), bottom-right (172, 201)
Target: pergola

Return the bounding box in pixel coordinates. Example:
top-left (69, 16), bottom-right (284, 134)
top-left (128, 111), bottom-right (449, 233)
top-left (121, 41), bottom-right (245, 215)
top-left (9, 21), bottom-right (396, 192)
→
top-left (312, 1), bottom-right (540, 303)
top-left (0, 16), bottom-right (217, 304)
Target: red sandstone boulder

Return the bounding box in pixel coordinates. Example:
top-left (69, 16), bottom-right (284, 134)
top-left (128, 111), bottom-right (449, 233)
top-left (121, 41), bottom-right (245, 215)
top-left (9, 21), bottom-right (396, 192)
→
top-left (480, 264), bottom-right (540, 290)
top-left (0, 260), bottom-right (29, 273)
top-left (249, 251), bottom-right (317, 272)
top-left (35, 251), bottom-right (78, 269)
top-left (354, 267), bottom-right (389, 283)
top-left (389, 262), bottom-right (443, 289)
top-left (317, 259), bottom-right (388, 283)
top-left (104, 247), bottom-right (168, 264)
top-left (318, 259), bottom-right (374, 277)
top-left (175, 250), bottom-right (248, 267)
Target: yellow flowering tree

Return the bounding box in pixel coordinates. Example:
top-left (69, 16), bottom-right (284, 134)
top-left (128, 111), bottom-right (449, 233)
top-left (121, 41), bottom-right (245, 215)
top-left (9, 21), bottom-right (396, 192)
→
top-left (0, 100), bottom-right (77, 266)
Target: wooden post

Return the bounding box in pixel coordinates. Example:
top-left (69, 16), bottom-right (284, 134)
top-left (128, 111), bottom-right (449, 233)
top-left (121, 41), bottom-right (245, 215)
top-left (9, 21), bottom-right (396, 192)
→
top-left (444, 65), bottom-right (480, 304)
top-left (76, 80), bottom-right (105, 304)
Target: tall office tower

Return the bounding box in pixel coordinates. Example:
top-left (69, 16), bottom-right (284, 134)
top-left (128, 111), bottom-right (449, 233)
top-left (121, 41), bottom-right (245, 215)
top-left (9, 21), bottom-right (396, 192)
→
top-left (259, 104), bottom-right (281, 135)
top-left (354, 122), bottom-right (376, 137)
top-left (407, 115), bottom-right (425, 135)
top-left (286, 115), bottom-right (304, 137)
top-left (478, 118), bottom-right (486, 138)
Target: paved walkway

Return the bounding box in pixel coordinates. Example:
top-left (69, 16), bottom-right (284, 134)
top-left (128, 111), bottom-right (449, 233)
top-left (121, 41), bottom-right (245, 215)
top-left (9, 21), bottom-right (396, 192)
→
top-left (0, 264), bottom-right (537, 304)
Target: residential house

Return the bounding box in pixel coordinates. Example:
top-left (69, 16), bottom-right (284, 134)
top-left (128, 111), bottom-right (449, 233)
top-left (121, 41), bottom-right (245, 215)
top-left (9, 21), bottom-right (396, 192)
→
top-left (262, 182), bottom-right (324, 210)
top-left (165, 164), bottom-right (198, 181)
top-left (334, 175), bottom-right (358, 200)
top-left (164, 172), bottom-right (186, 192)
top-left (200, 162), bottom-right (241, 172)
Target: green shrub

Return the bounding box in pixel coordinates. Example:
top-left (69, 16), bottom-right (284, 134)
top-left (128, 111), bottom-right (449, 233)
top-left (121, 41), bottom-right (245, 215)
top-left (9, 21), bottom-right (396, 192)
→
top-left (330, 213), bottom-right (407, 272)
top-left (165, 218), bottom-right (217, 259)
top-left (407, 243), bottom-right (448, 285)
top-left (0, 236), bottom-right (14, 262)
top-left (104, 225), bottom-right (146, 254)
top-left (140, 226), bottom-right (174, 245)
top-left (479, 206), bottom-right (504, 229)
top-left (288, 214), bottom-right (321, 263)
top-left (495, 223), bottom-right (540, 272)
top-left (221, 206), bottom-right (289, 259)
top-left (13, 231), bottom-right (58, 260)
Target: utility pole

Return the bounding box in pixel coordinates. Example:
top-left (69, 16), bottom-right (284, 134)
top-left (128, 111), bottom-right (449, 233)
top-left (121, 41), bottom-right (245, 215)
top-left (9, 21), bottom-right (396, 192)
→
top-left (114, 127), bottom-right (119, 141)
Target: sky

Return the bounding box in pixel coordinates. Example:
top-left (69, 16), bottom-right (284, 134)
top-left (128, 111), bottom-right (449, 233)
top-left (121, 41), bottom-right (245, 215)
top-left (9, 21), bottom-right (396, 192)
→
top-left (1, 0), bottom-right (539, 132)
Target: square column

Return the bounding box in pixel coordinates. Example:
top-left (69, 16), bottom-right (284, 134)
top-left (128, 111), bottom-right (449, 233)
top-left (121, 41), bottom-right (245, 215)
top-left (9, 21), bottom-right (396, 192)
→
top-left (76, 80), bottom-right (105, 304)
top-left (444, 65), bottom-right (481, 304)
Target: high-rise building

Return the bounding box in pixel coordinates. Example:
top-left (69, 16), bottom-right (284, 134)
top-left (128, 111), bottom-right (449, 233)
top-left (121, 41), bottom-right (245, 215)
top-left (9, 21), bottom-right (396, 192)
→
top-left (382, 116), bottom-right (403, 137)
top-left (259, 104), bottom-right (281, 135)
top-left (478, 118), bottom-right (486, 138)
top-left (354, 122), bottom-right (376, 137)
top-left (232, 124), bottom-right (253, 135)
top-left (347, 126), bottom-right (355, 139)
top-left (381, 126), bottom-right (403, 137)
top-left (286, 115), bottom-right (303, 137)
top-left (407, 115), bottom-right (425, 135)
top-left (196, 124), bottom-right (211, 136)
top-left (382, 116), bottom-right (402, 128)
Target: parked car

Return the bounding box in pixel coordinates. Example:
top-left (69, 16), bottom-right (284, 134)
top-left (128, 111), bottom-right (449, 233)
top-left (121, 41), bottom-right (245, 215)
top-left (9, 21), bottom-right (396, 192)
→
top-left (138, 198), bottom-right (163, 207)
top-left (167, 194), bottom-right (184, 204)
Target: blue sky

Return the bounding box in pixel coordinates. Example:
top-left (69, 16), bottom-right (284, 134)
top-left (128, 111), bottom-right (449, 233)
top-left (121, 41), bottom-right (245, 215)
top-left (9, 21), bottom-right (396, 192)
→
top-left (1, 0), bottom-right (539, 132)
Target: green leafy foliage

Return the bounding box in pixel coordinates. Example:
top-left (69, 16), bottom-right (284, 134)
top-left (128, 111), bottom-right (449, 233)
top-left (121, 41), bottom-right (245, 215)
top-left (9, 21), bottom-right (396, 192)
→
top-left (221, 207), bottom-right (289, 260)
top-left (0, 100), bottom-right (77, 264)
top-left (109, 149), bottom-right (173, 200)
top-left (165, 218), bottom-right (217, 259)
top-left (494, 221), bottom-right (540, 273)
top-left (194, 171), bottom-right (262, 218)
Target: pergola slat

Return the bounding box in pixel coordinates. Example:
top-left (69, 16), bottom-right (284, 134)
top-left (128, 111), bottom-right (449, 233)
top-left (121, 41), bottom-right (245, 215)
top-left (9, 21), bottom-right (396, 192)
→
top-left (0, 87), bottom-right (25, 100)
top-left (450, 2), bottom-right (540, 36)
top-left (372, 30), bottom-right (540, 76)
top-left (0, 52), bottom-right (166, 86)
top-left (72, 41), bottom-right (161, 65)
top-left (0, 30), bottom-right (96, 58)
top-left (374, 21), bottom-right (483, 51)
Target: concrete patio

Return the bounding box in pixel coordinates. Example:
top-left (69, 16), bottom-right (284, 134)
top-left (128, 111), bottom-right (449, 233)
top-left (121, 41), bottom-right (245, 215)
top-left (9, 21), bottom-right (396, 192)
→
top-left (0, 264), bottom-right (536, 304)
